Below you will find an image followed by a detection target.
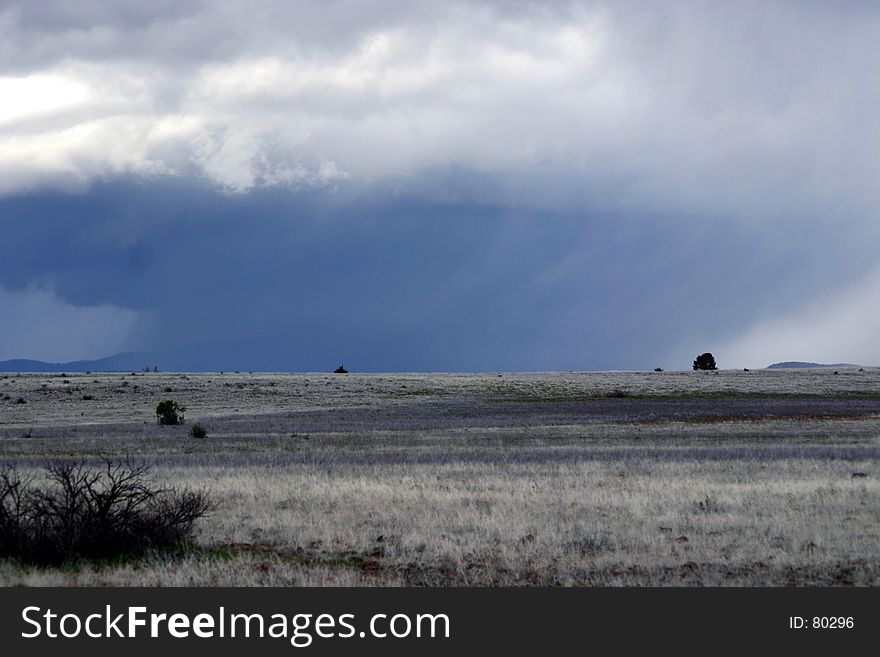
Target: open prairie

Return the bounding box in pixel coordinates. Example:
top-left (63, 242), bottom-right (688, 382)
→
top-left (1, 368), bottom-right (878, 586)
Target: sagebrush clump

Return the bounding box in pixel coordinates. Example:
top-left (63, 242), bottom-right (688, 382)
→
top-left (0, 459), bottom-right (210, 565)
top-left (156, 400), bottom-right (185, 425)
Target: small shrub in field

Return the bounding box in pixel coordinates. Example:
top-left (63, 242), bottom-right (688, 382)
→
top-left (81, 395), bottom-right (94, 401)
top-left (695, 496), bottom-right (721, 513)
top-left (0, 459), bottom-right (210, 565)
top-left (15, 398), bottom-right (26, 404)
top-left (334, 365), bottom-right (348, 374)
top-left (607, 389), bottom-right (628, 398)
top-left (190, 422), bottom-right (207, 439)
top-left (156, 400), bottom-right (185, 425)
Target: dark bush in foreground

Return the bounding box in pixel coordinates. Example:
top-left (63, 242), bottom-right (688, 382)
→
top-left (693, 353), bottom-right (717, 371)
top-left (0, 459), bottom-right (210, 565)
top-left (190, 422), bottom-right (207, 439)
top-left (156, 399), bottom-right (185, 425)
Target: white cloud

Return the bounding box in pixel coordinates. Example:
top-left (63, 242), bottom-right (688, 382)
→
top-left (0, 74), bottom-right (90, 125)
top-left (0, 115), bottom-right (172, 195)
top-left (0, 0), bottom-right (876, 217)
top-left (0, 284), bottom-right (141, 362)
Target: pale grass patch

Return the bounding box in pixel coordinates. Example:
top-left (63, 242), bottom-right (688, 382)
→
top-left (1, 369), bottom-right (878, 585)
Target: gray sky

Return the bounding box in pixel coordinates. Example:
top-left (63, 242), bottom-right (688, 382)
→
top-left (1, 1), bottom-right (878, 369)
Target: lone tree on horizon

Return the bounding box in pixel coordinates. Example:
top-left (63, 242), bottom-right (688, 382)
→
top-left (693, 353), bottom-right (717, 371)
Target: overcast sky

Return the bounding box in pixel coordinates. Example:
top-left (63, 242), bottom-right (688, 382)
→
top-left (1, 0), bottom-right (878, 370)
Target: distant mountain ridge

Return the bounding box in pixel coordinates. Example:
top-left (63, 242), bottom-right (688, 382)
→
top-left (0, 352), bottom-right (158, 373)
top-left (766, 361), bottom-right (862, 369)
top-left (0, 334), bottom-right (361, 372)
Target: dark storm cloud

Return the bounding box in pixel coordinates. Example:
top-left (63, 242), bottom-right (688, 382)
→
top-left (2, 176), bottom-right (877, 369)
top-left (2, 1), bottom-right (880, 367)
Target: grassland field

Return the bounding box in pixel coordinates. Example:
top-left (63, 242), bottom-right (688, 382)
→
top-left (1, 368), bottom-right (878, 586)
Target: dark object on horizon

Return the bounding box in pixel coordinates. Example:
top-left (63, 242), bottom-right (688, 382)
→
top-left (190, 422), bottom-right (207, 439)
top-left (743, 368), bottom-right (750, 372)
top-left (156, 400), bottom-right (185, 425)
top-left (654, 367), bottom-right (663, 372)
top-left (693, 353), bottom-right (717, 371)
top-left (0, 459), bottom-right (209, 565)
top-left (334, 365), bottom-right (348, 374)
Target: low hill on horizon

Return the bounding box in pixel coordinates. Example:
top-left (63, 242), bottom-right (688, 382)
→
top-left (766, 361), bottom-right (862, 369)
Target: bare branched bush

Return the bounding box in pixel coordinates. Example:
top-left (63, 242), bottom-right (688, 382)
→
top-left (0, 459), bottom-right (210, 565)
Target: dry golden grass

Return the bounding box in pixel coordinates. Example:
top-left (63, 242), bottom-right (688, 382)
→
top-left (1, 369), bottom-right (878, 585)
